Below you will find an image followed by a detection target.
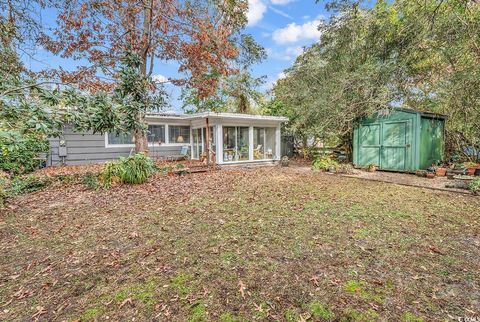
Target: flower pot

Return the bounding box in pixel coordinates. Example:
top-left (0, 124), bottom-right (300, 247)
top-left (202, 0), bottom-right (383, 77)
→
top-left (467, 167), bottom-right (477, 175)
top-left (435, 167), bottom-right (447, 176)
top-left (426, 172), bottom-right (436, 179)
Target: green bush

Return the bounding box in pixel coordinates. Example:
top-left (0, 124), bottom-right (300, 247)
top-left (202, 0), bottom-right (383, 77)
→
top-left (0, 130), bottom-right (48, 175)
top-left (468, 177), bottom-right (480, 195)
top-left (101, 153), bottom-right (155, 188)
top-left (312, 156), bottom-right (339, 171)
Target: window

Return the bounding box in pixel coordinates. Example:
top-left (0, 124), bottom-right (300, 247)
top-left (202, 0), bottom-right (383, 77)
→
top-left (223, 126), bottom-right (249, 162)
top-left (147, 125), bottom-right (165, 143)
top-left (169, 125), bottom-right (190, 143)
top-left (107, 124), bottom-right (190, 146)
top-left (253, 127), bottom-right (276, 160)
top-left (107, 125), bottom-right (164, 146)
top-left (253, 128), bottom-right (265, 160)
top-left (107, 132), bottom-right (133, 145)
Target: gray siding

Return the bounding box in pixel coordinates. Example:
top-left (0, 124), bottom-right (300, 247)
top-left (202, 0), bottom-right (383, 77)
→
top-left (48, 127), bottom-right (183, 166)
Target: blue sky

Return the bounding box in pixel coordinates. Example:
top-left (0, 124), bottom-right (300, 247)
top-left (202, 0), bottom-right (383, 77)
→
top-left (24, 1), bottom-right (328, 112)
top-left (246, 0), bottom-right (327, 90)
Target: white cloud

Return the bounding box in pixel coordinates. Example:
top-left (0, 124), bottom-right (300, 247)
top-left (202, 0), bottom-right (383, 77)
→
top-left (266, 46), bottom-right (304, 61)
top-left (272, 19), bottom-right (322, 44)
top-left (247, 0), bottom-right (267, 26)
top-left (270, 0), bottom-right (294, 4)
top-left (152, 74), bottom-right (168, 83)
top-left (269, 6), bottom-right (293, 19)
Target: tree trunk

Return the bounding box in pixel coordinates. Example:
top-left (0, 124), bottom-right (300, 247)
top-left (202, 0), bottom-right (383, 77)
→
top-left (133, 0), bottom-right (154, 154)
top-left (134, 113), bottom-right (148, 154)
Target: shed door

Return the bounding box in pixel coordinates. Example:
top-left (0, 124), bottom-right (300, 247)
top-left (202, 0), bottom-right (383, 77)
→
top-left (358, 123), bottom-right (381, 167)
top-left (381, 121), bottom-right (411, 171)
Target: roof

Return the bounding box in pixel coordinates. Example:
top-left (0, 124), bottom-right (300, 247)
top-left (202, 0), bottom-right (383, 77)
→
top-left (379, 108), bottom-right (447, 119)
top-left (145, 111), bottom-right (288, 122)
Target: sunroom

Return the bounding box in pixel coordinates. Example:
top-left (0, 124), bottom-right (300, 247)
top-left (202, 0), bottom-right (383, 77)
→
top-left (187, 112), bottom-right (287, 164)
top-left (143, 112), bottom-right (288, 165)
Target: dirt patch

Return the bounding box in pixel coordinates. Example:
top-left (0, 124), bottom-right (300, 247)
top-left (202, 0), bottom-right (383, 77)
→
top-left (342, 170), bottom-right (474, 194)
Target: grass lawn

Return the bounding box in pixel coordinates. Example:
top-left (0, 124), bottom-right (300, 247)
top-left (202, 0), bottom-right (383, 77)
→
top-left (1, 167), bottom-right (479, 321)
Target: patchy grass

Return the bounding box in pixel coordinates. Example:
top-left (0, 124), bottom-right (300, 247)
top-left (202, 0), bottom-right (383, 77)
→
top-left (0, 167), bottom-right (479, 321)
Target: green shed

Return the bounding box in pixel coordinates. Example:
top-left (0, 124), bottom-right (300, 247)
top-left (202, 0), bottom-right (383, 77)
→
top-left (353, 108), bottom-right (446, 172)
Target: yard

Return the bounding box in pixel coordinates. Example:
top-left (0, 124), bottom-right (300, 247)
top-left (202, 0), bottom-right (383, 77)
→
top-left (1, 166), bottom-right (479, 321)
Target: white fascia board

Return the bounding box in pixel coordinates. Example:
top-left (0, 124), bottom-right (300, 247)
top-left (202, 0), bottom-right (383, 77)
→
top-left (145, 112), bottom-right (288, 123)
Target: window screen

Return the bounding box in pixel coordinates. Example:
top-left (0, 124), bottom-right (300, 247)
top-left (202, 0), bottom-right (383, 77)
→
top-left (169, 126), bottom-right (190, 143)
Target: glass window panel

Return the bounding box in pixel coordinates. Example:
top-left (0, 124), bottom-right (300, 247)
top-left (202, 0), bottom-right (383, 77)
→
top-left (223, 127), bottom-right (236, 162)
top-left (265, 128), bottom-right (276, 159)
top-left (223, 126), bottom-right (250, 162)
top-left (237, 127), bottom-right (249, 161)
top-left (147, 125), bottom-right (165, 143)
top-left (169, 126), bottom-right (190, 143)
top-left (209, 126), bottom-right (216, 154)
top-left (107, 131), bottom-right (133, 145)
top-left (192, 128), bottom-right (202, 159)
top-left (253, 127), bottom-right (265, 160)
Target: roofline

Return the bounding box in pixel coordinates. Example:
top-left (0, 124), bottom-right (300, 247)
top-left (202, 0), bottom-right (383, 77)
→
top-left (145, 112), bottom-right (288, 122)
top-left (389, 107), bottom-right (447, 118)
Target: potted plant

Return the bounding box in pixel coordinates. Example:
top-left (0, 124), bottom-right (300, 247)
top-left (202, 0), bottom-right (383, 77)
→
top-left (436, 167), bottom-right (447, 176)
top-left (280, 156), bottom-right (289, 167)
top-left (464, 162), bottom-right (480, 175)
top-left (366, 164), bottom-right (377, 172)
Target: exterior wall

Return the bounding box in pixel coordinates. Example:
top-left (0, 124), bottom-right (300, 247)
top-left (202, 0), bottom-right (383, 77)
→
top-left (419, 116), bottom-right (445, 169)
top-left (48, 126), bottom-right (182, 166)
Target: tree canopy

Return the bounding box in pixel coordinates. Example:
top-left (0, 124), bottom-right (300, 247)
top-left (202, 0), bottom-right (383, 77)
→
top-left (269, 0), bottom-right (480, 160)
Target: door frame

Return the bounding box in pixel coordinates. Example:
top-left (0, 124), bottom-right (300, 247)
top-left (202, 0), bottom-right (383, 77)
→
top-left (380, 120), bottom-right (412, 171)
top-left (356, 120), bottom-right (412, 171)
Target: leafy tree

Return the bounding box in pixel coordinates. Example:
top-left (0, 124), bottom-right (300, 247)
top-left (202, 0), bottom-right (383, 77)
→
top-left (182, 34), bottom-right (267, 113)
top-left (271, 0), bottom-right (480, 161)
top-left (40, 0), bottom-right (249, 152)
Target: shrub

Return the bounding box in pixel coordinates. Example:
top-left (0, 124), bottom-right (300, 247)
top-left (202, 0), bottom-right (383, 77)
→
top-left (0, 130), bottom-right (48, 175)
top-left (468, 177), bottom-right (480, 195)
top-left (312, 156), bottom-right (339, 171)
top-left (101, 153), bottom-right (155, 188)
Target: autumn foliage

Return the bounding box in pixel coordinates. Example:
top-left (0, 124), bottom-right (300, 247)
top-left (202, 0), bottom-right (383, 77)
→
top-left (39, 0), bottom-right (247, 97)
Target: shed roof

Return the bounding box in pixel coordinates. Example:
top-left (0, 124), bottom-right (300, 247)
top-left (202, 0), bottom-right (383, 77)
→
top-left (377, 108), bottom-right (447, 119)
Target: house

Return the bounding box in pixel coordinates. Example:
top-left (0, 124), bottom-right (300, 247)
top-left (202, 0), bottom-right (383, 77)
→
top-left (48, 112), bottom-right (288, 166)
top-left (353, 108), bottom-right (445, 172)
